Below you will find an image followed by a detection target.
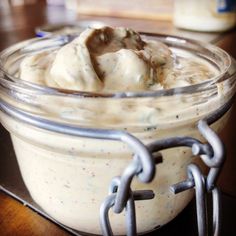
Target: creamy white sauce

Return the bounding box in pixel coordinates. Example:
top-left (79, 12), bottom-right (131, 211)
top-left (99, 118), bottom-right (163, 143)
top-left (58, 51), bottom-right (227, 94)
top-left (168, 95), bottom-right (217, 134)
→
top-left (19, 27), bottom-right (217, 92)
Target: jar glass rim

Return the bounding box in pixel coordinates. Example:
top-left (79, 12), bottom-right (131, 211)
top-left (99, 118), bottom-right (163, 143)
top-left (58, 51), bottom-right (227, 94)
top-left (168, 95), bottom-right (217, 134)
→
top-left (0, 32), bottom-right (235, 99)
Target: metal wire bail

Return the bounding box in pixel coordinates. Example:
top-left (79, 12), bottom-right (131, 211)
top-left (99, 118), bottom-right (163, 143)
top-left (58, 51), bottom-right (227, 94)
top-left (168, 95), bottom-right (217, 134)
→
top-left (100, 190), bottom-right (154, 236)
top-left (170, 120), bottom-right (225, 236)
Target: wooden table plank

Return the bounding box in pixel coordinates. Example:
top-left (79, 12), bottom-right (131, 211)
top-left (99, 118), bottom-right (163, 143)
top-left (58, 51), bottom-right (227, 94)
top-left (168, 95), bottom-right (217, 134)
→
top-left (0, 191), bottom-right (68, 236)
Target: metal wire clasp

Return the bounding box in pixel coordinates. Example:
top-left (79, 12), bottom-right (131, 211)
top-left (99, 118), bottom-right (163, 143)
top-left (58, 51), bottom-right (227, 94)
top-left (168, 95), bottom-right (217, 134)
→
top-left (100, 118), bottom-right (226, 236)
top-left (99, 149), bottom-right (162, 235)
top-left (171, 120), bottom-right (225, 236)
top-left (100, 190), bottom-right (154, 236)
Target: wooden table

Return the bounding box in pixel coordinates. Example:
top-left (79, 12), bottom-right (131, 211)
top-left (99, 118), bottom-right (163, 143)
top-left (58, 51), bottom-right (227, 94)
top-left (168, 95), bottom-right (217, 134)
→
top-left (0, 2), bottom-right (236, 235)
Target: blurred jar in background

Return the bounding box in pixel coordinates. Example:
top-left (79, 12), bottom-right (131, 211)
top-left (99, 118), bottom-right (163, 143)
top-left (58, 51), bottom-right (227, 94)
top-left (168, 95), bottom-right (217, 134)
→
top-left (174, 0), bottom-right (236, 32)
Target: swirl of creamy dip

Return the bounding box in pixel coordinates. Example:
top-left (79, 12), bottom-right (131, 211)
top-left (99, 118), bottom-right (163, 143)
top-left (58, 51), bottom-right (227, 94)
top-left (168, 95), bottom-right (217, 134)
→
top-left (19, 26), bottom-right (216, 92)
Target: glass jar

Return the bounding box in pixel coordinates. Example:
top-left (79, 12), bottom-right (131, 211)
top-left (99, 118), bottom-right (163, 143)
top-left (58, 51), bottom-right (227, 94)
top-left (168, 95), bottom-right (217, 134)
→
top-left (174, 0), bottom-right (236, 32)
top-left (0, 34), bottom-right (235, 235)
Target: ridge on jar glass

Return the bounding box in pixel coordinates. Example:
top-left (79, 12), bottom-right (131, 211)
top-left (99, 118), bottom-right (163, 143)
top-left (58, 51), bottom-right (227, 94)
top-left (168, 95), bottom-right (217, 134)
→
top-left (0, 33), bottom-right (235, 235)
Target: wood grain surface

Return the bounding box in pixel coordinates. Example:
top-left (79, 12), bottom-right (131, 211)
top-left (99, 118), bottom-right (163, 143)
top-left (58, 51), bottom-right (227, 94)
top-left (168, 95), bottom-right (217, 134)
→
top-left (0, 191), bottom-right (68, 236)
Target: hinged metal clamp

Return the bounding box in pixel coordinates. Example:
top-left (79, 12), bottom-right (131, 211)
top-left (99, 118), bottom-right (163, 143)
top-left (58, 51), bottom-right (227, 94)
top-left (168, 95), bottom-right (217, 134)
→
top-left (99, 95), bottom-right (234, 236)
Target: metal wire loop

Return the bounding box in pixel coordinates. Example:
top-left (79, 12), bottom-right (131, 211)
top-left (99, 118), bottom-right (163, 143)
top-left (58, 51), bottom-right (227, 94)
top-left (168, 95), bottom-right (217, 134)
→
top-left (211, 187), bottom-right (221, 236)
top-left (188, 164), bottom-right (207, 236)
top-left (170, 121), bottom-right (225, 236)
top-left (171, 164), bottom-right (207, 236)
top-left (100, 190), bottom-right (154, 236)
top-left (101, 154), bottom-right (158, 235)
top-left (197, 120), bottom-right (226, 193)
top-left (110, 157), bottom-right (142, 213)
top-left (197, 120), bottom-right (225, 168)
top-left (100, 193), bottom-right (116, 236)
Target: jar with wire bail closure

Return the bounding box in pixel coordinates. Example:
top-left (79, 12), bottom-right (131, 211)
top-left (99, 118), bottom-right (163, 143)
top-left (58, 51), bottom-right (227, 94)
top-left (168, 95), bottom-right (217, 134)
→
top-left (0, 31), bottom-right (235, 235)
